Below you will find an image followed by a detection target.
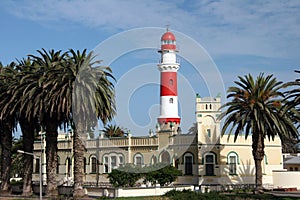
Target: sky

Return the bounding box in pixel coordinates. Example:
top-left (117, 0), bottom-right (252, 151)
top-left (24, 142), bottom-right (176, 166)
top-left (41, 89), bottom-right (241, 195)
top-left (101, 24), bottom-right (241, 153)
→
top-left (0, 0), bottom-right (299, 136)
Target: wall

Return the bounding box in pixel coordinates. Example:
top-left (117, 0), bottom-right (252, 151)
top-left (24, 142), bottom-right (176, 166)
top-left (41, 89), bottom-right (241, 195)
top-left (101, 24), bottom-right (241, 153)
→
top-left (116, 185), bottom-right (194, 197)
top-left (273, 170), bottom-right (300, 189)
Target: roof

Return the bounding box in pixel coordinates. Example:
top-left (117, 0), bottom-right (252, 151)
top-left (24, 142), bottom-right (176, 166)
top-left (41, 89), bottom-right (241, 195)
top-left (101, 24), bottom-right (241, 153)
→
top-left (285, 156), bottom-right (300, 165)
top-left (161, 31), bottom-right (176, 41)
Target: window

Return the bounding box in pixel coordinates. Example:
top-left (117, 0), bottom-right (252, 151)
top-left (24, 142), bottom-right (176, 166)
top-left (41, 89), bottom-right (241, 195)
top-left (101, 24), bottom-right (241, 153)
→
top-left (184, 153), bottom-right (193, 175)
top-left (175, 158), bottom-right (179, 169)
top-left (290, 167), bottom-right (293, 171)
top-left (134, 153), bottom-right (143, 167)
top-left (205, 154), bottom-right (215, 176)
top-left (169, 79), bottom-right (173, 86)
top-left (111, 156), bottom-right (117, 169)
top-left (161, 151), bottom-right (171, 163)
top-left (295, 167), bottom-right (299, 171)
top-left (57, 156), bottom-right (60, 174)
top-left (209, 104), bottom-right (212, 109)
top-left (151, 156), bottom-right (157, 165)
top-left (169, 98), bottom-right (173, 103)
top-left (91, 157), bottom-right (97, 173)
top-left (83, 158), bottom-right (87, 173)
top-left (66, 157), bottom-right (71, 177)
top-left (229, 156), bottom-right (237, 175)
top-left (207, 129), bottom-right (211, 138)
top-left (136, 157), bottom-right (142, 167)
top-left (103, 154), bottom-right (125, 173)
top-left (104, 156), bottom-right (109, 173)
top-left (35, 158), bottom-right (40, 173)
top-left (119, 156), bottom-right (124, 167)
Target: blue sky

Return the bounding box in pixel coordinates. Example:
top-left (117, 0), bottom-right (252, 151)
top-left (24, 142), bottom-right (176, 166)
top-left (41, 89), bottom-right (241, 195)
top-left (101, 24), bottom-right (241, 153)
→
top-left (0, 0), bottom-right (299, 136)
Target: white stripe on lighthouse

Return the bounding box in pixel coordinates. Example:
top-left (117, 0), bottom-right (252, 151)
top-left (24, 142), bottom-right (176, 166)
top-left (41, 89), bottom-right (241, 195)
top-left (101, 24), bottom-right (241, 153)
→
top-left (159, 96), bottom-right (179, 118)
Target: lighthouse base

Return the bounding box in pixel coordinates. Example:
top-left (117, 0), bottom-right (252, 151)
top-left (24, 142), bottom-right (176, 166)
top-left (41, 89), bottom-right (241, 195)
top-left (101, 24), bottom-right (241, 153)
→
top-left (157, 118), bottom-right (181, 133)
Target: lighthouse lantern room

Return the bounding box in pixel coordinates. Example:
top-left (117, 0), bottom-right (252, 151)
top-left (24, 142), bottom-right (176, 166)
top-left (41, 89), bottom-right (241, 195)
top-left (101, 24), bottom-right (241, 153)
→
top-left (157, 29), bottom-right (181, 132)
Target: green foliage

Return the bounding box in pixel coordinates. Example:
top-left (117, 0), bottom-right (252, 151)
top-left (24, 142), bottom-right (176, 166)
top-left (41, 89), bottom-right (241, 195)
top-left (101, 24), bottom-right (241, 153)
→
top-left (143, 164), bottom-right (182, 186)
top-left (108, 163), bottom-right (182, 188)
top-left (102, 124), bottom-right (127, 138)
top-left (108, 164), bottom-right (142, 187)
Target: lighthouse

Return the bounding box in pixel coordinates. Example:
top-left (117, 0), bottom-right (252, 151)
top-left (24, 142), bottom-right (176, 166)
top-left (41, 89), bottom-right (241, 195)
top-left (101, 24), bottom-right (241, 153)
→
top-left (157, 29), bottom-right (181, 132)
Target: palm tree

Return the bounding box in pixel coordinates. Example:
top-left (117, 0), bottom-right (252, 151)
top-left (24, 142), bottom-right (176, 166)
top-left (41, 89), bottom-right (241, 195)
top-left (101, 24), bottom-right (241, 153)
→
top-left (26, 49), bottom-right (68, 196)
top-left (283, 70), bottom-right (300, 113)
top-left (102, 124), bottom-right (127, 138)
top-left (0, 62), bottom-right (18, 193)
top-left (218, 73), bottom-right (298, 192)
top-left (9, 58), bottom-right (42, 196)
top-left (282, 70), bottom-right (300, 152)
top-left (70, 49), bottom-right (115, 197)
top-left (46, 49), bottom-right (115, 197)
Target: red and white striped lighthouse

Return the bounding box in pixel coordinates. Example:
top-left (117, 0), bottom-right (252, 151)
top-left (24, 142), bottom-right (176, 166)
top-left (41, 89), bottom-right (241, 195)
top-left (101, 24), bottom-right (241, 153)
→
top-left (157, 29), bottom-right (181, 131)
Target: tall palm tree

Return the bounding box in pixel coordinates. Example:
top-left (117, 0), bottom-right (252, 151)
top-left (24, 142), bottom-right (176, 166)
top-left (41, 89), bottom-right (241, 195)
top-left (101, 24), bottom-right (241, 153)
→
top-left (46, 49), bottom-right (115, 197)
top-left (218, 73), bottom-right (298, 192)
top-left (26, 49), bottom-right (68, 196)
top-left (7, 58), bottom-right (41, 196)
top-left (0, 62), bottom-right (17, 193)
top-left (70, 49), bottom-right (115, 197)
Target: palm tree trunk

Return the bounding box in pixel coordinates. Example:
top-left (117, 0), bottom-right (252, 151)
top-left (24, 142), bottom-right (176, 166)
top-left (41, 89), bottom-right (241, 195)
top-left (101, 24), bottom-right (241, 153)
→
top-left (73, 126), bottom-right (86, 198)
top-left (19, 118), bottom-right (35, 196)
top-left (252, 132), bottom-right (265, 193)
top-left (45, 120), bottom-right (58, 197)
top-left (0, 121), bottom-right (12, 194)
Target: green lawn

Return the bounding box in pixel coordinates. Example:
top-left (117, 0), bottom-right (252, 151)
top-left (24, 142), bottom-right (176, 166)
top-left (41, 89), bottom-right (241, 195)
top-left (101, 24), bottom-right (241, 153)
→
top-left (95, 192), bottom-right (300, 200)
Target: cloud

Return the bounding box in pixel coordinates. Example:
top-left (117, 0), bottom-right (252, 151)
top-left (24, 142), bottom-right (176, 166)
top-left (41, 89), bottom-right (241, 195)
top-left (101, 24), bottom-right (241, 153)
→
top-left (2, 0), bottom-right (299, 59)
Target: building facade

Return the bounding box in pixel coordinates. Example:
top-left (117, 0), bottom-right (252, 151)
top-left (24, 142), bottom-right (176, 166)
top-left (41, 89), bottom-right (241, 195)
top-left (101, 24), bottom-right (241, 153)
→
top-left (32, 30), bottom-right (283, 188)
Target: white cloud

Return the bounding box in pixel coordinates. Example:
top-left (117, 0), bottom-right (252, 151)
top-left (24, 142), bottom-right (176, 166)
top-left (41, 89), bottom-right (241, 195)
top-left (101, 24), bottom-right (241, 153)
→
top-left (2, 0), bottom-right (299, 59)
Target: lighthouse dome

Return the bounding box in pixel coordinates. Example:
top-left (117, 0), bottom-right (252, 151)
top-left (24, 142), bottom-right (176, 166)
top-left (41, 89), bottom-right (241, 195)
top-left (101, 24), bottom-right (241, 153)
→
top-left (161, 31), bottom-right (176, 41)
top-left (160, 31), bottom-right (176, 51)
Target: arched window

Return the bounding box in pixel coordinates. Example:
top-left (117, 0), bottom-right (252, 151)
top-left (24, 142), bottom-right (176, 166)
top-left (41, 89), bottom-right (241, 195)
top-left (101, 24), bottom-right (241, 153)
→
top-left (134, 153), bottom-right (143, 167)
top-left (209, 104), bottom-right (212, 109)
top-left (207, 129), bottom-right (211, 138)
top-left (91, 157), bottom-right (97, 173)
top-left (102, 153), bottom-right (125, 173)
top-left (119, 155), bottom-right (124, 167)
top-left (35, 158), bottom-right (40, 173)
top-left (227, 152), bottom-right (238, 175)
top-left (151, 156), bottom-right (157, 165)
top-left (83, 157), bottom-right (87, 173)
top-left (175, 158), bottom-right (179, 169)
top-left (229, 155), bottom-right (237, 175)
top-left (103, 156), bottom-right (109, 173)
top-left (169, 79), bottom-right (173, 86)
top-left (205, 104), bottom-right (208, 109)
top-left (57, 156), bottom-right (60, 174)
top-left (204, 153), bottom-right (215, 176)
top-left (161, 151), bottom-right (171, 163)
top-left (227, 151), bottom-right (239, 175)
top-left (111, 156), bottom-right (117, 169)
top-left (169, 98), bottom-right (173, 103)
top-left (184, 153), bottom-right (193, 175)
top-left (66, 157), bottom-right (72, 177)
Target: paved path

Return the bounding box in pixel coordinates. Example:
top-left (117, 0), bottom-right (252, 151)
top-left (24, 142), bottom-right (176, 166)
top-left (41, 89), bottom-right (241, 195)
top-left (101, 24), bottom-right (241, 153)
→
top-left (266, 191), bottom-right (300, 198)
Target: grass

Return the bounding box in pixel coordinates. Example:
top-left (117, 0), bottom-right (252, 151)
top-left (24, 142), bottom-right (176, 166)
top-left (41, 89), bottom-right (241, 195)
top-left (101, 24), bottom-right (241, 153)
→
top-left (95, 190), bottom-right (300, 200)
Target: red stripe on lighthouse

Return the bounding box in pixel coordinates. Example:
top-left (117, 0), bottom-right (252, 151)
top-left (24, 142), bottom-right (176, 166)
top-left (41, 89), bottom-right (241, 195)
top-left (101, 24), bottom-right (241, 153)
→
top-left (160, 72), bottom-right (177, 96)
